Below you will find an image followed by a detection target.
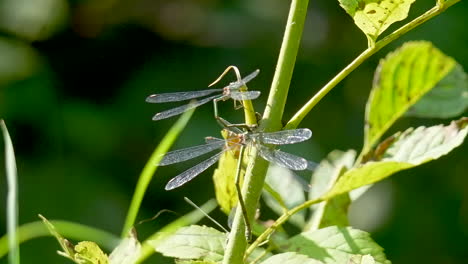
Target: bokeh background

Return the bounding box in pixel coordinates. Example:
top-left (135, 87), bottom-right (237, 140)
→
top-left (0, 0), bottom-right (467, 263)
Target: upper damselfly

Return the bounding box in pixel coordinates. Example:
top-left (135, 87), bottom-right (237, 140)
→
top-left (146, 68), bottom-right (260, 121)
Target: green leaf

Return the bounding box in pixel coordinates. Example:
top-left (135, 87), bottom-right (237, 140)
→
top-left (109, 230), bottom-right (141, 264)
top-left (407, 64), bottom-right (468, 118)
top-left (74, 241), bottom-right (109, 264)
top-left (349, 255), bottom-right (376, 264)
top-left (326, 118), bottom-right (468, 198)
top-left (213, 149), bottom-right (241, 215)
top-left (338, 0), bottom-right (415, 42)
top-left (259, 252), bottom-right (323, 264)
top-left (176, 260), bottom-right (218, 264)
top-left (152, 225), bottom-right (227, 262)
top-left (306, 150), bottom-right (355, 231)
top-left (138, 200), bottom-right (218, 263)
top-left (364, 41), bottom-right (457, 153)
top-left (263, 164), bottom-right (306, 227)
top-left (1, 120), bottom-right (20, 264)
top-left (280, 226), bottom-right (390, 264)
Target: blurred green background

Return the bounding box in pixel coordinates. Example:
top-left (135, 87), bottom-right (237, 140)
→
top-left (0, 0), bottom-right (467, 263)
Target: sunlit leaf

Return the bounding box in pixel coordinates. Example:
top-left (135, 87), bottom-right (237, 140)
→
top-left (109, 230), bottom-right (141, 264)
top-left (306, 150), bottom-right (355, 231)
top-left (280, 226), bottom-right (390, 264)
top-left (338, 0), bottom-right (415, 42)
top-left (326, 118), bottom-right (468, 198)
top-left (151, 225), bottom-right (227, 262)
top-left (74, 241), bottom-right (109, 264)
top-left (259, 252), bottom-right (323, 264)
top-left (364, 41), bottom-right (457, 153)
top-left (263, 164), bottom-right (306, 227)
top-left (213, 150), bottom-right (241, 215)
top-left (176, 260), bottom-right (218, 264)
top-left (138, 200), bottom-right (218, 263)
top-left (349, 254), bottom-right (376, 264)
top-left (407, 64), bottom-right (468, 118)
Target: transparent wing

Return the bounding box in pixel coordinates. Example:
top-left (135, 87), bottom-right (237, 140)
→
top-left (146, 89), bottom-right (221, 103)
top-left (253, 128), bottom-right (312, 145)
top-left (258, 145), bottom-right (308, 170)
top-left (152, 94), bottom-right (221, 120)
top-left (228, 69), bottom-right (260, 90)
top-left (165, 151), bottom-right (224, 190)
top-left (240, 69), bottom-right (260, 86)
top-left (158, 140), bottom-right (225, 166)
top-left (229, 91), bottom-right (261, 100)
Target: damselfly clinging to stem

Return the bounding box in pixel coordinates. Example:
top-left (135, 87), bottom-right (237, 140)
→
top-left (157, 127), bottom-right (313, 239)
top-left (146, 66), bottom-right (260, 127)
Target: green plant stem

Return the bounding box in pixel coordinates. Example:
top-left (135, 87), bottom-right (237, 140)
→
top-left (0, 221), bottom-right (119, 259)
top-left (1, 121), bottom-right (19, 264)
top-left (245, 197), bottom-right (323, 258)
top-left (242, 97), bottom-right (258, 126)
top-left (222, 1), bottom-right (310, 263)
top-left (261, 0), bottom-right (310, 131)
top-left (121, 109), bottom-right (194, 237)
top-left (285, 0), bottom-right (461, 130)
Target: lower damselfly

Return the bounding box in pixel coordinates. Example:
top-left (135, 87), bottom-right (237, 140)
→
top-left (158, 128), bottom-right (312, 190)
top-left (146, 66), bottom-right (260, 122)
top-left (158, 127), bottom-right (312, 239)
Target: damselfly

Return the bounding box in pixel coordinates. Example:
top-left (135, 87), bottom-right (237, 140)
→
top-left (158, 128), bottom-right (312, 239)
top-left (146, 66), bottom-right (260, 121)
top-left (158, 128), bottom-right (312, 190)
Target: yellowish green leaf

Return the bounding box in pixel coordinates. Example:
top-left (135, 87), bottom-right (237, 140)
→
top-left (74, 241), bottom-right (109, 264)
top-left (213, 150), bottom-right (241, 215)
top-left (364, 41), bottom-right (456, 153)
top-left (259, 252), bottom-right (323, 264)
top-left (407, 64), bottom-right (468, 118)
top-left (338, 0), bottom-right (416, 42)
top-left (326, 118), bottom-right (468, 199)
top-left (280, 226), bottom-right (390, 264)
top-left (152, 225), bottom-right (227, 262)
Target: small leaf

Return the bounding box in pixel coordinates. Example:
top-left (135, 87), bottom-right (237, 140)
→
top-left (74, 241), bottom-right (109, 264)
top-left (280, 226), bottom-right (390, 264)
top-left (213, 149), bottom-right (242, 215)
top-left (326, 118), bottom-right (468, 198)
top-left (109, 230), bottom-right (141, 264)
top-left (152, 225), bottom-right (227, 262)
top-left (306, 150), bottom-right (355, 231)
top-left (407, 64), bottom-right (468, 118)
top-left (259, 252), bottom-right (323, 264)
top-left (338, 0), bottom-right (416, 42)
top-left (263, 164), bottom-right (307, 227)
top-left (365, 41), bottom-right (457, 153)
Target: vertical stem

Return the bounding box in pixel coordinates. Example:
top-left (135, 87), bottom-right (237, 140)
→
top-left (222, 1), bottom-right (310, 263)
top-left (261, 0), bottom-right (310, 131)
